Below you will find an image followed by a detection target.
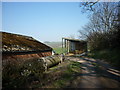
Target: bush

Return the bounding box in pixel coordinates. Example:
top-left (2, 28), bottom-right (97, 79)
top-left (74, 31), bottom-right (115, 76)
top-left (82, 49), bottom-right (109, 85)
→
top-left (88, 48), bottom-right (120, 67)
top-left (3, 58), bottom-right (45, 88)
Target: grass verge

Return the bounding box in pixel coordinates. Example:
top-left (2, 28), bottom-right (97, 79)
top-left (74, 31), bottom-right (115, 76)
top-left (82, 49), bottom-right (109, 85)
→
top-left (88, 48), bottom-right (120, 68)
top-left (31, 60), bottom-right (81, 88)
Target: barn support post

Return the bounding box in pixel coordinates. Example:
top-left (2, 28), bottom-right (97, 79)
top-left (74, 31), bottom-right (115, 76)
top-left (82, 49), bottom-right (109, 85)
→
top-left (67, 40), bottom-right (69, 54)
top-left (68, 40), bottom-right (70, 53)
top-left (67, 40), bottom-right (68, 53)
top-left (65, 39), bottom-right (66, 48)
top-left (65, 39), bottom-right (67, 54)
top-left (62, 38), bottom-right (63, 54)
top-left (64, 39), bottom-right (66, 54)
top-left (66, 40), bottom-right (68, 54)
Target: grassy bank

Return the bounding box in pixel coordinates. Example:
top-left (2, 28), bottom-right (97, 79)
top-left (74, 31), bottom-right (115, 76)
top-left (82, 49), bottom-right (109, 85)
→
top-left (88, 48), bottom-right (120, 67)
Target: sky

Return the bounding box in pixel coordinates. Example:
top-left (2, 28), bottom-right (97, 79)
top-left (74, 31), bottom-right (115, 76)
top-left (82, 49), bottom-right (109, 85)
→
top-left (2, 2), bottom-right (88, 42)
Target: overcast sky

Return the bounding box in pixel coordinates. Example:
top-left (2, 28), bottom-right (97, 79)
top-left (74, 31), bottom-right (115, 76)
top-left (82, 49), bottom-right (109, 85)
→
top-left (2, 2), bottom-right (88, 42)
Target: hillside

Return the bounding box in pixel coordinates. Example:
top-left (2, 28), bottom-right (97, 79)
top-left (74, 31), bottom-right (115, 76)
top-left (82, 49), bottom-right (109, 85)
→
top-left (44, 41), bottom-right (63, 48)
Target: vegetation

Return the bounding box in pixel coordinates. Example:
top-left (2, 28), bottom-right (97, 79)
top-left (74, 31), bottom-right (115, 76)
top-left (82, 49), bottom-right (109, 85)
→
top-left (51, 61), bottom-right (81, 88)
top-left (88, 48), bottom-right (120, 67)
top-left (3, 59), bottom-right (81, 88)
top-left (53, 47), bottom-right (67, 54)
top-left (3, 58), bottom-right (45, 88)
top-left (31, 60), bottom-right (81, 88)
top-left (3, 55), bottom-right (81, 88)
top-left (79, 2), bottom-right (120, 67)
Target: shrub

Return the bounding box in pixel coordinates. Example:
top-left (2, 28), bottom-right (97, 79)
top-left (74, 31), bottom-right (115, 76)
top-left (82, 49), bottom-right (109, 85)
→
top-left (88, 48), bottom-right (120, 67)
top-left (2, 58), bottom-right (45, 88)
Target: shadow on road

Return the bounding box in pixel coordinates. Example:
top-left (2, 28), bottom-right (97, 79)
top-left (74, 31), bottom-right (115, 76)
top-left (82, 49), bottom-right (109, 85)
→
top-left (80, 57), bottom-right (120, 82)
top-left (64, 56), bottom-right (120, 88)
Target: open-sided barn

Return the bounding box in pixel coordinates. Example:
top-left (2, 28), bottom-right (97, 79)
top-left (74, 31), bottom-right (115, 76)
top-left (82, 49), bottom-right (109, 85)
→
top-left (62, 37), bottom-right (87, 54)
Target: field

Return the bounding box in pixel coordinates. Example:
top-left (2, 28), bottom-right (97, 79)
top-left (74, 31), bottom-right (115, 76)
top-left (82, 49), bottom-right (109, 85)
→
top-left (44, 41), bottom-right (62, 48)
top-left (53, 47), bottom-right (66, 54)
top-left (44, 41), bottom-right (67, 54)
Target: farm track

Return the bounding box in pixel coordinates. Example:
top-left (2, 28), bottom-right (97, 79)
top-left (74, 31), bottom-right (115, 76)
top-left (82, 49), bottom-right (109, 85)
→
top-left (66, 56), bottom-right (120, 88)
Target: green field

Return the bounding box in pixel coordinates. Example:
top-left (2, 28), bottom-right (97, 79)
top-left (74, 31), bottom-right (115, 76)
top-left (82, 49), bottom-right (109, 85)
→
top-left (53, 47), bottom-right (66, 54)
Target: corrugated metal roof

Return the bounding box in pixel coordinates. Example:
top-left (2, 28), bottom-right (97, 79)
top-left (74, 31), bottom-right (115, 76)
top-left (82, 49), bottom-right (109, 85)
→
top-left (2, 32), bottom-right (52, 52)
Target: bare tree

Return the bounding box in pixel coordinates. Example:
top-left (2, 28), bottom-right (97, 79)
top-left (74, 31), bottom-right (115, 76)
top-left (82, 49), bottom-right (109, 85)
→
top-left (80, 0), bottom-right (99, 12)
top-left (79, 2), bottom-right (119, 50)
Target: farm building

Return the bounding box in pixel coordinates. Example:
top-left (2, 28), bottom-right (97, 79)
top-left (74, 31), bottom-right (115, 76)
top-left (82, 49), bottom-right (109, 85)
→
top-left (62, 37), bottom-right (87, 54)
top-left (2, 32), bottom-right (53, 64)
top-left (2, 32), bottom-right (64, 88)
